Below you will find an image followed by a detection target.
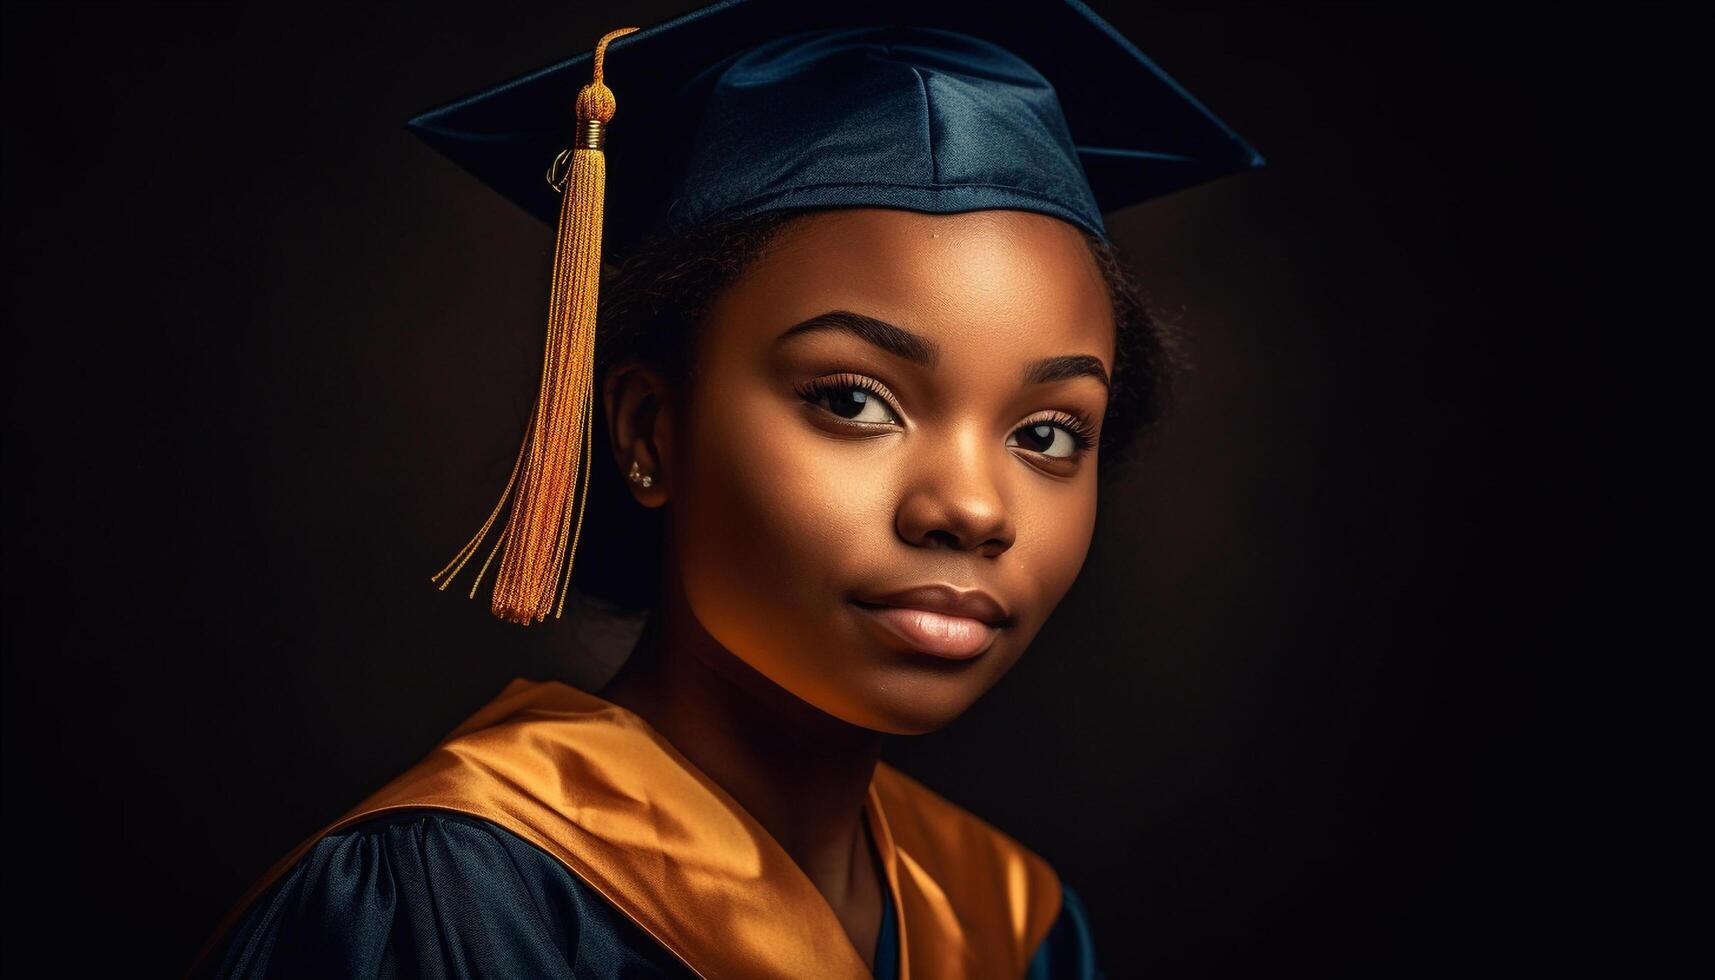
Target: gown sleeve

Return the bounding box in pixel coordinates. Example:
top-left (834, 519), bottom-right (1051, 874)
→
top-left (206, 809), bottom-right (694, 979)
top-left (1025, 882), bottom-right (1105, 980)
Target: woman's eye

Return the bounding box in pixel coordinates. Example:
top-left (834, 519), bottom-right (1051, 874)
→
top-left (798, 377), bottom-right (900, 425)
top-left (825, 387), bottom-right (893, 423)
top-left (1008, 421), bottom-right (1084, 459)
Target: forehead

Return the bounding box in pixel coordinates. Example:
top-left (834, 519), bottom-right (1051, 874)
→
top-left (703, 208), bottom-right (1115, 367)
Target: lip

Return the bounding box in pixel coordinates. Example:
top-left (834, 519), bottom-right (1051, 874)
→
top-left (850, 584), bottom-right (1012, 660)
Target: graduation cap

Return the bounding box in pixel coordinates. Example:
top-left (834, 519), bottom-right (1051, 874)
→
top-left (411, 0), bottom-right (1264, 625)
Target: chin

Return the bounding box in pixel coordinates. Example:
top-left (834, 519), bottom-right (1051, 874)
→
top-left (818, 662), bottom-right (999, 736)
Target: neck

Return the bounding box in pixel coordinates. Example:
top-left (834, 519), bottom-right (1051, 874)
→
top-left (595, 571), bottom-right (884, 905)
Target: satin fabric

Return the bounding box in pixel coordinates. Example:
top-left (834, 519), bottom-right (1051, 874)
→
top-left (190, 678), bottom-right (1073, 979)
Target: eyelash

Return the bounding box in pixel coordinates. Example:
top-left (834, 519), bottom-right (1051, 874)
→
top-left (792, 373), bottom-right (1100, 455)
top-left (1019, 410), bottom-right (1100, 452)
top-left (793, 372), bottom-right (898, 421)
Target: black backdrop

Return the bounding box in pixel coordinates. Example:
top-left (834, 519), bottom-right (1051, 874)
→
top-left (2, 3), bottom-right (1691, 977)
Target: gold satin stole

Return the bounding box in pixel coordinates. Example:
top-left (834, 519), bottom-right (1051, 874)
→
top-left (189, 678), bottom-right (1063, 979)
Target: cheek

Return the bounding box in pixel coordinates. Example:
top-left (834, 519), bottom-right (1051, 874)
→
top-left (1012, 488), bottom-right (1099, 630)
top-left (670, 375), bottom-right (893, 660)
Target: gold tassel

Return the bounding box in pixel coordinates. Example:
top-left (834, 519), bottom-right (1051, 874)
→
top-left (431, 26), bottom-right (640, 625)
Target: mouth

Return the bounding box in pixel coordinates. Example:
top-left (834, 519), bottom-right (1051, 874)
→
top-left (848, 585), bottom-right (1011, 660)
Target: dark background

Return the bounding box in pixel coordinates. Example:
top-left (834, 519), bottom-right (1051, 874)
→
top-left (2, 2), bottom-right (1690, 977)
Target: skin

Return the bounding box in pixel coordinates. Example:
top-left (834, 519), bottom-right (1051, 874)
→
top-left (597, 207), bottom-right (1115, 969)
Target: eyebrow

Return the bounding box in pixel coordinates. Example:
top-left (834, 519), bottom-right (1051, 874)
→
top-left (777, 310), bottom-right (1110, 390)
top-left (1024, 354), bottom-right (1110, 390)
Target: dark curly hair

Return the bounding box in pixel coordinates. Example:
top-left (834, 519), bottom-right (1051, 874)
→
top-left (568, 207), bottom-right (1181, 613)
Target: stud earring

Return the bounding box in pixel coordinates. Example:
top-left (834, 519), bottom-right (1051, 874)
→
top-left (627, 461), bottom-right (653, 488)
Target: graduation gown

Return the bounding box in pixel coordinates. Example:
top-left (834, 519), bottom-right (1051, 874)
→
top-left (188, 678), bottom-right (1103, 978)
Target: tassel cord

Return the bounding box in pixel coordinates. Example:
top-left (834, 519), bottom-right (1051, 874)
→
top-left (428, 25), bottom-right (638, 625)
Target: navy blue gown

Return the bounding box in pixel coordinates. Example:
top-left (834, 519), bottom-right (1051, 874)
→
top-left (206, 809), bottom-right (1103, 978)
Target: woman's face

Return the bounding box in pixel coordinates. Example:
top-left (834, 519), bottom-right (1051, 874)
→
top-left (655, 208), bottom-right (1114, 734)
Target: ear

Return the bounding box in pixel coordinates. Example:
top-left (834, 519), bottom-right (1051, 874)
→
top-left (601, 358), bottom-right (674, 508)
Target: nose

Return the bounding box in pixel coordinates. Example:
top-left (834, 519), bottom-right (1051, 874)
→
top-left (894, 427), bottom-right (1016, 557)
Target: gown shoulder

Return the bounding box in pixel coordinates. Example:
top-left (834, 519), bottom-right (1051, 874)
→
top-left (205, 807), bottom-right (694, 979)
top-left (1026, 880), bottom-right (1105, 979)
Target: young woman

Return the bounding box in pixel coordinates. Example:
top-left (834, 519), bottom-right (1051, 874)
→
top-left (189, 2), bottom-right (1261, 977)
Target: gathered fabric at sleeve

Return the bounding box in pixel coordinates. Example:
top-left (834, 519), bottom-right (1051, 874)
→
top-left (1025, 882), bottom-right (1105, 980)
top-left (208, 808), bottom-right (694, 980)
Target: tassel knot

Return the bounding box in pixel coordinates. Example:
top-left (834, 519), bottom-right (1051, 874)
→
top-left (576, 83), bottom-right (618, 124)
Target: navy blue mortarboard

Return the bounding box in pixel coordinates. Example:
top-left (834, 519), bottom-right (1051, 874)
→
top-left (408, 0), bottom-right (1262, 258)
top-left (415, 0), bottom-right (1264, 625)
